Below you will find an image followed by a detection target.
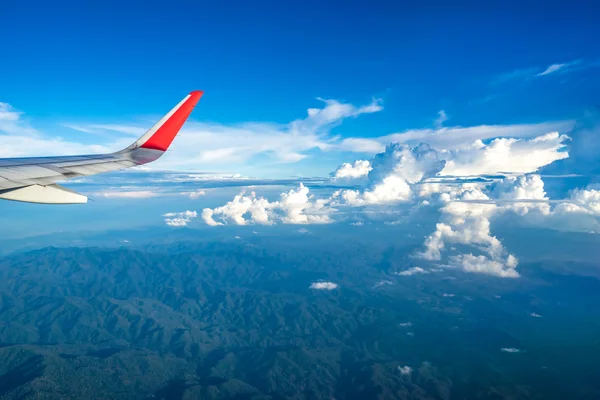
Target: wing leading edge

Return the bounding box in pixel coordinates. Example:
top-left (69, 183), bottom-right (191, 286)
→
top-left (0, 91), bottom-right (203, 204)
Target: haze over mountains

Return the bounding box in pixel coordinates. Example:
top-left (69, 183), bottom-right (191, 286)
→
top-left (0, 226), bottom-right (599, 399)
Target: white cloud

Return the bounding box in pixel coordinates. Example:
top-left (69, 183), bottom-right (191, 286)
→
top-left (562, 188), bottom-right (600, 216)
top-left (202, 183), bottom-right (334, 226)
top-left (97, 190), bottom-right (158, 199)
top-left (530, 313), bottom-right (542, 318)
top-left (182, 189), bottom-right (206, 199)
top-left (398, 322), bottom-right (412, 327)
top-left (501, 348), bottom-right (521, 353)
top-left (163, 210), bottom-right (198, 227)
top-left (434, 110), bottom-right (448, 128)
top-left (309, 281), bottom-right (338, 290)
top-left (0, 102), bottom-right (37, 136)
top-left (537, 60), bottom-right (581, 77)
top-left (397, 366), bottom-right (412, 375)
top-left (418, 185), bottom-right (520, 278)
top-left (450, 253), bottom-right (519, 278)
top-left (153, 97), bottom-right (382, 170)
top-left (354, 120), bottom-right (574, 153)
top-left (415, 173), bottom-right (598, 278)
top-left (332, 160), bottom-right (372, 180)
top-left (372, 280), bottom-right (393, 288)
top-left (333, 143), bottom-right (445, 206)
top-left (490, 175), bottom-right (551, 215)
top-left (440, 133), bottom-right (569, 176)
top-left (396, 266), bottom-right (429, 276)
top-left (338, 137), bottom-right (386, 153)
top-left (537, 63), bottom-right (567, 76)
top-left (0, 97), bottom-right (383, 170)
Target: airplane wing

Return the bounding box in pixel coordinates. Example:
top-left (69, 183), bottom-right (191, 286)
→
top-left (0, 90), bottom-right (203, 204)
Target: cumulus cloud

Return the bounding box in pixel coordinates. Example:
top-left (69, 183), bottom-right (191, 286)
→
top-left (163, 210), bottom-right (198, 227)
top-left (490, 175), bottom-right (551, 215)
top-left (202, 183), bottom-right (333, 226)
top-left (440, 133), bottom-right (569, 176)
top-left (397, 366), bottom-right (412, 375)
top-left (416, 172), bottom-right (600, 277)
top-left (309, 281), bottom-right (338, 290)
top-left (332, 160), bottom-right (372, 180)
top-left (201, 121), bottom-right (596, 279)
top-left (396, 266), bottom-right (429, 276)
top-left (418, 183), bottom-right (520, 278)
top-left (182, 189), bottom-right (206, 199)
top-left (333, 143), bottom-right (445, 205)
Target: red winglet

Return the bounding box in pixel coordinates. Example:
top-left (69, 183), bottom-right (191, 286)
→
top-left (140, 91), bottom-right (203, 151)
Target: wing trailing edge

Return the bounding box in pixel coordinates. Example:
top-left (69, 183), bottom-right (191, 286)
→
top-left (0, 184), bottom-right (87, 204)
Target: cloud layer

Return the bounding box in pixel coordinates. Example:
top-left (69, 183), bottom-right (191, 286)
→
top-left (197, 113), bottom-right (600, 279)
top-left (202, 183), bottom-right (333, 226)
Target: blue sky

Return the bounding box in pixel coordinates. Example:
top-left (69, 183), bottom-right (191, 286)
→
top-left (2, 1), bottom-right (600, 280)
top-left (2, 1), bottom-right (599, 137)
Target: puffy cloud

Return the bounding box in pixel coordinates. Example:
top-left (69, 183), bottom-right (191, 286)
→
top-left (334, 143), bottom-right (445, 205)
top-left (440, 132), bottom-right (569, 176)
top-left (562, 188), bottom-right (600, 216)
top-left (490, 175), bottom-right (551, 215)
top-left (545, 187), bottom-right (600, 232)
top-left (396, 266), bottom-right (429, 276)
top-left (202, 192), bottom-right (273, 226)
top-left (332, 160), bottom-right (372, 180)
top-left (450, 253), bottom-right (519, 278)
top-left (501, 348), bottom-right (521, 353)
top-left (397, 366), bottom-right (412, 375)
top-left (309, 281), bottom-right (338, 290)
top-left (182, 190), bottom-right (206, 199)
top-left (418, 184), bottom-right (520, 278)
top-left (163, 210), bottom-right (198, 227)
top-left (202, 183), bottom-right (333, 226)
top-left (416, 173), bottom-right (593, 278)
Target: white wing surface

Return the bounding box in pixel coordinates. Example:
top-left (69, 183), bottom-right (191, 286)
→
top-left (0, 91), bottom-right (203, 204)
